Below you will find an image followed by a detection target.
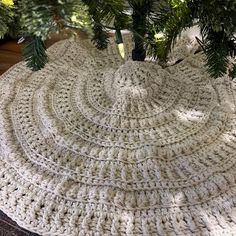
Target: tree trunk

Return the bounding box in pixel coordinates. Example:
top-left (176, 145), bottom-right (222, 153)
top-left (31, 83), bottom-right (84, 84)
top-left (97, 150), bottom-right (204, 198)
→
top-left (131, 2), bottom-right (149, 61)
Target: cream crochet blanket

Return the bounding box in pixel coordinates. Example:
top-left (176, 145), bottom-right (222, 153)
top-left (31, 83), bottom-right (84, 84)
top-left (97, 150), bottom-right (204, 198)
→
top-left (0, 35), bottom-right (236, 235)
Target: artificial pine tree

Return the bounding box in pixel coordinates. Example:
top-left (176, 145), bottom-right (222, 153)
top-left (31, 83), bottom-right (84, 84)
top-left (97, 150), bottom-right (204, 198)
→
top-left (0, 0), bottom-right (236, 77)
top-left (0, 0), bottom-right (14, 39)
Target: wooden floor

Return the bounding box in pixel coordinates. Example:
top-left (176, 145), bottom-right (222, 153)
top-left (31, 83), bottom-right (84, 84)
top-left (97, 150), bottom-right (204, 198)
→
top-left (0, 39), bottom-right (23, 75)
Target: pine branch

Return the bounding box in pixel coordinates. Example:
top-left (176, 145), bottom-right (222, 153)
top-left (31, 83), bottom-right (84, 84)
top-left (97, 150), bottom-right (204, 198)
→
top-left (19, 0), bottom-right (89, 40)
top-left (82, 0), bottom-right (127, 49)
top-left (0, 2), bottom-right (14, 38)
top-left (145, 0), bottom-right (192, 62)
top-left (200, 29), bottom-right (231, 78)
top-left (190, 0), bottom-right (236, 77)
top-left (231, 64), bottom-right (236, 79)
top-left (92, 23), bottom-right (109, 49)
top-left (23, 35), bottom-right (48, 71)
top-left (82, 0), bottom-right (126, 24)
top-left (19, 0), bottom-right (57, 40)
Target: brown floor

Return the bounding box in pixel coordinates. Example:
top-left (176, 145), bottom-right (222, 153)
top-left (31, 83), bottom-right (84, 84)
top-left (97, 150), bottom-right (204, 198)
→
top-left (0, 39), bottom-right (23, 75)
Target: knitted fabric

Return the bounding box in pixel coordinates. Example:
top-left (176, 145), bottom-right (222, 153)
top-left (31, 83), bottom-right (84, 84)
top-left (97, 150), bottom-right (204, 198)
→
top-left (0, 35), bottom-right (236, 236)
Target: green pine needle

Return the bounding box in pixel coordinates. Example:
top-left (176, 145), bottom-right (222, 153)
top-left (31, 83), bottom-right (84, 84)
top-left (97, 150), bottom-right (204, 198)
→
top-left (92, 23), bottom-right (109, 50)
top-left (230, 64), bottom-right (236, 79)
top-left (0, 2), bottom-right (14, 38)
top-left (23, 36), bottom-right (48, 71)
top-left (145, 0), bottom-right (192, 62)
top-left (200, 29), bottom-right (233, 78)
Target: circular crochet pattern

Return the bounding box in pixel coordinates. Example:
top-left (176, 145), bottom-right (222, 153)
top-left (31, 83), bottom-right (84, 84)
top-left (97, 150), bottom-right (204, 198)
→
top-left (0, 36), bottom-right (236, 236)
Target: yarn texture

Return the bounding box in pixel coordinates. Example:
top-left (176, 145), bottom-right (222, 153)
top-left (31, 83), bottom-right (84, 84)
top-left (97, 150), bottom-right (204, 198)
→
top-left (0, 35), bottom-right (236, 236)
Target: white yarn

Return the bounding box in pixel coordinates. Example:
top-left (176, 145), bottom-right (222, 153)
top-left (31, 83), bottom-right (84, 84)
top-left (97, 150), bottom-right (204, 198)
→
top-left (0, 35), bottom-right (236, 236)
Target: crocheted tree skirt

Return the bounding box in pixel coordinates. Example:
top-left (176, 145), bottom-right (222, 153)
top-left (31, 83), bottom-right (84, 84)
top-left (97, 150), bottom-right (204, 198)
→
top-left (0, 35), bottom-right (236, 236)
